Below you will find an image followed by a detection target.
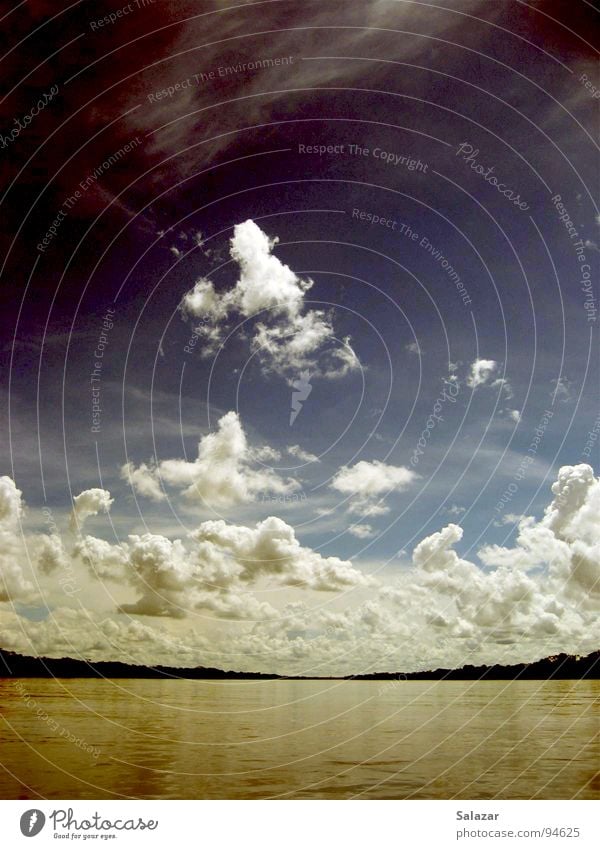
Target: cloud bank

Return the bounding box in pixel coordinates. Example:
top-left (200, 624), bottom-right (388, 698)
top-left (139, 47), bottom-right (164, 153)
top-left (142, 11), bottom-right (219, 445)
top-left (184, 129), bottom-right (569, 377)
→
top-left (0, 465), bottom-right (598, 674)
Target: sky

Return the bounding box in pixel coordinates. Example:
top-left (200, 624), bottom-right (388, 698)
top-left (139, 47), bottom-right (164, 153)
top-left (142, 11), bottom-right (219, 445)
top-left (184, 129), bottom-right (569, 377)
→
top-left (0, 0), bottom-right (598, 675)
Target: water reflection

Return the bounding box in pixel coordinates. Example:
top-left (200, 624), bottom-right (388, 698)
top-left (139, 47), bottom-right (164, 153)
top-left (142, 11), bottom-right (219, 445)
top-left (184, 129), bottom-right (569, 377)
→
top-left (0, 679), bottom-right (597, 799)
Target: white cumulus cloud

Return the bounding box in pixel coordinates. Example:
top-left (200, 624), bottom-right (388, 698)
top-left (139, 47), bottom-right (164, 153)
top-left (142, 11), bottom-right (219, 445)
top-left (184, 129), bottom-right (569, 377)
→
top-left (192, 516), bottom-right (373, 592)
top-left (121, 461), bottom-right (165, 502)
top-left (348, 523), bottom-right (375, 539)
top-left (181, 220), bottom-right (360, 377)
top-left (0, 476), bottom-right (32, 601)
top-left (287, 444), bottom-right (319, 463)
top-left (466, 358), bottom-right (497, 389)
top-left (123, 411), bottom-right (298, 509)
top-left (331, 460), bottom-right (419, 515)
top-left (1, 464), bottom-right (598, 673)
top-left (70, 488), bottom-right (114, 531)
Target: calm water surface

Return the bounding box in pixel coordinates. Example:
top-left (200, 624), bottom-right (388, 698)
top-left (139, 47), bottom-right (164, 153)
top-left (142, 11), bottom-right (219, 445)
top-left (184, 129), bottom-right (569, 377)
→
top-left (0, 679), bottom-right (598, 799)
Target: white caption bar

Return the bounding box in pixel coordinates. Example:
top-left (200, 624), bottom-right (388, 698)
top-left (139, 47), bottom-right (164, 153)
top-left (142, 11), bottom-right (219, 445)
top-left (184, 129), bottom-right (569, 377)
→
top-left (0, 799), bottom-right (597, 848)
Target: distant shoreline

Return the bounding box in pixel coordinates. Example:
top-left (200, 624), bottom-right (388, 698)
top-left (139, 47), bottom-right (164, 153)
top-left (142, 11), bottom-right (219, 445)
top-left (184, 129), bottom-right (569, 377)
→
top-left (1, 648), bottom-right (598, 681)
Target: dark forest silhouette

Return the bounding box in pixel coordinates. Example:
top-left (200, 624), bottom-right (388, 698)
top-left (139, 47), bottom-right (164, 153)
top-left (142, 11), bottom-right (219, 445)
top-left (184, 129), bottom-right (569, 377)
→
top-left (1, 648), bottom-right (598, 681)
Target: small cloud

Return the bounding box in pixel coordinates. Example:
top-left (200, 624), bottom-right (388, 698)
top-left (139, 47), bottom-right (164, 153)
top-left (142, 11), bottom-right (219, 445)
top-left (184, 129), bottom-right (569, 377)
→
top-left (253, 445), bottom-right (282, 462)
top-left (348, 523), bottom-right (375, 539)
top-left (287, 444), bottom-right (319, 463)
top-left (121, 461), bottom-right (165, 502)
top-left (193, 230), bottom-right (213, 257)
top-left (551, 376), bottom-right (572, 403)
top-left (492, 378), bottom-right (513, 399)
top-left (467, 358), bottom-right (497, 389)
top-left (70, 488), bottom-right (114, 531)
top-left (405, 342), bottom-right (422, 355)
top-left (331, 460), bottom-right (419, 515)
top-left (446, 504), bottom-right (465, 516)
top-left (498, 512), bottom-right (523, 526)
top-left (499, 408), bottom-right (521, 423)
top-left (170, 246), bottom-right (182, 259)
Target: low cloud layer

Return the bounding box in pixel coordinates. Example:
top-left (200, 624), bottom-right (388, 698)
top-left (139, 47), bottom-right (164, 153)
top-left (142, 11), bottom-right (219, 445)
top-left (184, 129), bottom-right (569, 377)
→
top-left (76, 512), bottom-right (371, 620)
top-left (0, 464), bottom-right (598, 674)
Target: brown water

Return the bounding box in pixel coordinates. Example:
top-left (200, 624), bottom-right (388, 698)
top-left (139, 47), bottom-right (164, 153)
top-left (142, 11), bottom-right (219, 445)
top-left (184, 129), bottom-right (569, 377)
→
top-left (0, 678), bottom-right (598, 799)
